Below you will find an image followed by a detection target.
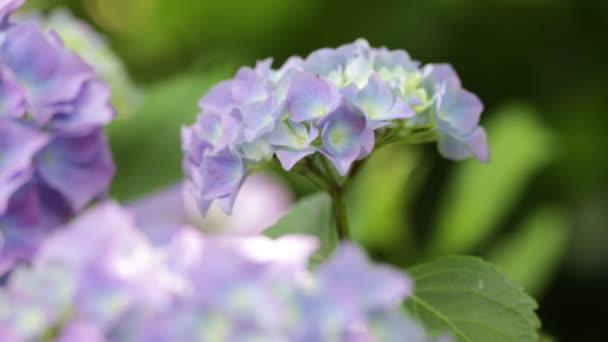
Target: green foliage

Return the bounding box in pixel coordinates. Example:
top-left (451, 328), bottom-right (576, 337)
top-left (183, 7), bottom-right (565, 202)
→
top-left (264, 192), bottom-right (338, 264)
top-left (349, 144), bottom-right (419, 250)
top-left (488, 206), bottom-right (570, 296)
top-left (405, 256), bottom-right (540, 342)
top-left (430, 104), bottom-right (555, 255)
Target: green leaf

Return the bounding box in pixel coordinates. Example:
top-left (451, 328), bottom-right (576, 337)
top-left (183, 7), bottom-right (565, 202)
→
top-left (488, 206), bottom-right (570, 296)
top-left (405, 256), bottom-right (540, 342)
top-left (264, 192), bottom-right (338, 263)
top-left (349, 144), bottom-right (419, 250)
top-left (430, 103), bottom-right (555, 255)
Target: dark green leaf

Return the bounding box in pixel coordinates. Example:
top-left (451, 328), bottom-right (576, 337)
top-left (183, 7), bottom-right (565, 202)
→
top-left (405, 256), bottom-right (540, 342)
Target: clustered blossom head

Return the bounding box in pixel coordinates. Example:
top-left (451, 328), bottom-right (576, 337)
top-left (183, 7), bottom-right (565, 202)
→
top-left (14, 7), bottom-right (142, 114)
top-left (0, 202), bottom-right (439, 341)
top-left (0, 0), bottom-right (115, 271)
top-left (183, 39), bottom-right (488, 216)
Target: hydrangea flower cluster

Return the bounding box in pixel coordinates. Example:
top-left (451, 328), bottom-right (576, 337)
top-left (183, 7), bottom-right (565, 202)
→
top-left (0, 202), bottom-right (439, 342)
top-left (15, 8), bottom-right (142, 114)
top-left (0, 0), bottom-right (115, 271)
top-left (183, 39), bottom-right (487, 216)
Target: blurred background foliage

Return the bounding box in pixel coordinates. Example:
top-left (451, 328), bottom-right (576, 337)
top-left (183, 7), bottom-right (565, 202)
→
top-left (24, 0), bottom-right (607, 340)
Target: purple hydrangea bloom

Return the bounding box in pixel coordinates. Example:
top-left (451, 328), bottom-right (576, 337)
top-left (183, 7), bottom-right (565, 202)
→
top-left (0, 66), bottom-right (25, 118)
top-left (37, 131), bottom-right (114, 211)
top-left (424, 64), bottom-right (488, 162)
top-left (287, 71), bottom-right (341, 122)
top-left (1, 23), bottom-right (94, 124)
top-left (0, 202), bottom-right (439, 341)
top-left (127, 173), bottom-right (293, 242)
top-left (268, 120), bottom-right (319, 170)
top-left (0, 120), bottom-right (47, 214)
top-left (183, 39), bottom-right (487, 217)
top-left (0, 0), bottom-right (22, 27)
top-left (343, 73), bottom-right (415, 129)
top-left (0, 181), bottom-right (72, 274)
top-left (0, 2), bottom-right (115, 271)
top-left (319, 101), bottom-right (375, 175)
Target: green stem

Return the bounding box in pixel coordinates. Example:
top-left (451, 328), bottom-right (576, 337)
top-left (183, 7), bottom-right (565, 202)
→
top-left (301, 160), bottom-right (332, 190)
top-left (296, 155), bottom-right (359, 241)
top-left (331, 188), bottom-right (351, 240)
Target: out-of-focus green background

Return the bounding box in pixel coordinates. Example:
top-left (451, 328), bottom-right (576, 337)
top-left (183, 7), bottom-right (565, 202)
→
top-left (27, 0), bottom-right (607, 340)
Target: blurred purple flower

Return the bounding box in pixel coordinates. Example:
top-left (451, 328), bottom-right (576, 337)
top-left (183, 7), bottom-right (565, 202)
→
top-left (0, 66), bottom-right (25, 118)
top-left (0, 120), bottom-right (47, 213)
top-left (127, 173), bottom-right (293, 243)
top-left (1, 23), bottom-right (93, 125)
top-left (0, 2), bottom-right (115, 271)
top-left (37, 131), bottom-right (115, 211)
top-left (0, 202), bottom-right (435, 341)
top-left (0, 181), bottom-right (72, 274)
top-left (0, 0), bottom-right (23, 27)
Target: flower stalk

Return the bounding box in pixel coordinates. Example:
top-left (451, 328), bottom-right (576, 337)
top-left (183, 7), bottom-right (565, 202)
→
top-left (331, 187), bottom-right (351, 240)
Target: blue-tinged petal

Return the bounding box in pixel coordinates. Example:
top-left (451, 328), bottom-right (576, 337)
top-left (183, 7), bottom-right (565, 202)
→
top-left (275, 149), bottom-right (316, 171)
top-left (239, 139), bottom-right (273, 162)
top-left (55, 319), bottom-right (105, 342)
top-left (320, 148), bottom-right (359, 176)
top-left (241, 94), bottom-right (281, 141)
top-left (320, 103), bottom-right (366, 157)
top-left (0, 170), bottom-right (31, 216)
top-left (320, 101), bottom-right (373, 175)
top-left (199, 151), bottom-right (245, 200)
top-left (181, 126), bottom-right (208, 167)
top-left (367, 311), bottom-right (432, 342)
top-left (267, 120), bottom-right (317, 150)
top-left (0, 121), bottom-right (48, 214)
top-left (232, 66), bottom-right (268, 105)
top-left (193, 113), bottom-right (223, 147)
top-left (0, 0), bottom-right (24, 27)
top-left (318, 243), bottom-right (413, 310)
top-left (349, 73), bottom-right (414, 128)
top-left (48, 79), bottom-right (114, 133)
top-left (184, 180), bottom-right (212, 217)
top-left (303, 47), bottom-right (345, 77)
top-left (0, 181), bottom-right (72, 273)
top-left (287, 72), bottom-right (341, 122)
top-left (358, 127), bottom-right (375, 158)
top-left (334, 38), bottom-right (371, 64)
top-left (438, 87), bottom-right (483, 134)
top-left (0, 66), bottom-right (25, 118)
top-left (271, 56), bottom-right (303, 85)
top-left (340, 83), bottom-right (358, 100)
top-left (198, 80), bottom-right (234, 111)
top-left (426, 63), bottom-right (461, 89)
top-left (322, 119), bottom-right (362, 157)
top-left (344, 56), bottom-right (374, 88)
top-left (191, 110), bottom-right (241, 153)
top-left (438, 127), bottom-right (488, 162)
top-left (267, 120), bottom-right (319, 170)
top-left (37, 130), bottom-right (115, 211)
top-left (216, 180), bottom-right (244, 215)
top-left (373, 47), bottom-right (420, 71)
top-left (254, 58), bottom-right (273, 78)
top-left (464, 127), bottom-right (488, 162)
top-left (437, 133), bottom-right (470, 161)
top-left (1, 24), bottom-right (93, 124)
